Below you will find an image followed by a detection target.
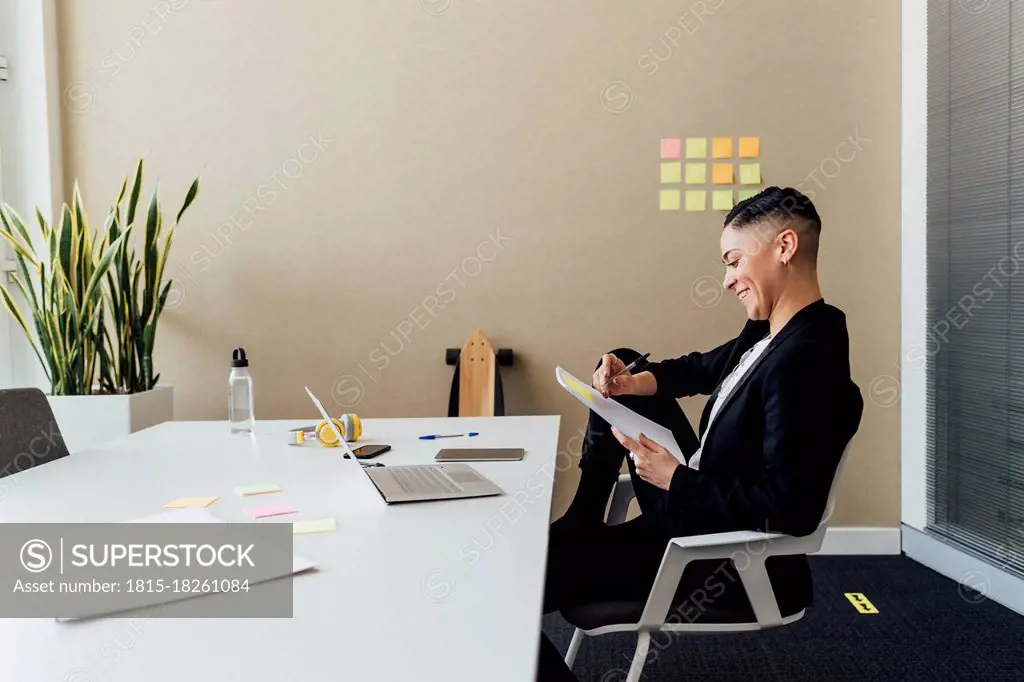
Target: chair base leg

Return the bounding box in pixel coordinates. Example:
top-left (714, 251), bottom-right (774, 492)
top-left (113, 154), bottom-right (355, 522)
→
top-left (626, 632), bottom-right (650, 682)
top-left (564, 627), bottom-right (584, 668)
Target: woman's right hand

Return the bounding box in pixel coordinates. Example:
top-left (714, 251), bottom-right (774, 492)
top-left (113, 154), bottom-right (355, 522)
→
top-left (593, 354), bottom-right (639, 397)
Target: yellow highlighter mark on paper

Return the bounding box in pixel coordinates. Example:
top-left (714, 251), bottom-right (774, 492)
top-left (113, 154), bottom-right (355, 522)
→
top-left (562, 373), bottom-right (596, 404)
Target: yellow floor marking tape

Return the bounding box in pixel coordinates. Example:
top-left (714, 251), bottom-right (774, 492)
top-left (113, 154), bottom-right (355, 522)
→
top-left (844, 592), bottom-right (879, 614)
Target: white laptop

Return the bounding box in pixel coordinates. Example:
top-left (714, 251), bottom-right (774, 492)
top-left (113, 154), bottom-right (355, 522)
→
top-left (304, 387), bottom-right (504, 503)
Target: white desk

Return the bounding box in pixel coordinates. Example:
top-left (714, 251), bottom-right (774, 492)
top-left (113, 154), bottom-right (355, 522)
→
top-left (0, 415), bottom-right (561, 682)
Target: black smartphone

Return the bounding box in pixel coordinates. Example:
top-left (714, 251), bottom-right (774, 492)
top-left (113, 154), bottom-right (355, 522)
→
top-left (346, 444), bottom-right (391, 460)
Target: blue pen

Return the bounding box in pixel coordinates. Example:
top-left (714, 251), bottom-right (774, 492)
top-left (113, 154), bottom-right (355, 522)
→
top-left (419, 432), bottom-right (479, 440)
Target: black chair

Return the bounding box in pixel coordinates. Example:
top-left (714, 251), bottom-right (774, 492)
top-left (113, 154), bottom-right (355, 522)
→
top-left (0, 388), bottom-right (71, 478)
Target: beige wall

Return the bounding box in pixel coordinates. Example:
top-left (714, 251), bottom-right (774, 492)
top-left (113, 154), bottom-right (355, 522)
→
top-left (55, 0), bottom-right (900, 524)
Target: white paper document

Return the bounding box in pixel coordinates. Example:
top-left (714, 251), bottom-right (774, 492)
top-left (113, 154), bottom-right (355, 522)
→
top-left (555, 366), bottom-right (686, 464)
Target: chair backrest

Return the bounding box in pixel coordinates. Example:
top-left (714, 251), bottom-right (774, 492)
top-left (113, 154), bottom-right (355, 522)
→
top-left (817, 441), bottom-right (854, 528)
top-left (0, 388), bottom-right (71, 478)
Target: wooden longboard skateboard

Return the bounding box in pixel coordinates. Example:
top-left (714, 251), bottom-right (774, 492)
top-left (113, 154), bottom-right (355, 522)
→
top-left (458, 329), bottom-right (498, 417)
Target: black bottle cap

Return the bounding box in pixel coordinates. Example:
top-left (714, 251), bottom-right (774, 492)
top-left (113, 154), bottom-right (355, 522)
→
top-left (231, 348), bottom-right (249, 368)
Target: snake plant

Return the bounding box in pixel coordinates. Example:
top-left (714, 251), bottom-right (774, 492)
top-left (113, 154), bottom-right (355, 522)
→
top-left (0, 159), bottom-right (199, 395)
top-left (98, 160), bottom-right (199, 394)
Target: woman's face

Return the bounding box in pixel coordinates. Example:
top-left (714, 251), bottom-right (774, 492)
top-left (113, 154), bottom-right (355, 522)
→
top-left (720, 223), bottom-right (787, 321)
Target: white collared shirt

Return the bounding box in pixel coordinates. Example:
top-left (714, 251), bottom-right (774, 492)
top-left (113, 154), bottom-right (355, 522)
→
top-left (688, 334), bottom-right (773, 470)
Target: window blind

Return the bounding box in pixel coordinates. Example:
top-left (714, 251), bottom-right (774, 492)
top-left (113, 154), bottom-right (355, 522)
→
top-left (927, 0), bottom-right (1024, 577)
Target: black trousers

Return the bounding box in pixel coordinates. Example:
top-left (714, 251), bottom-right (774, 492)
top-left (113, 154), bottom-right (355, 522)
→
top-left (535, 348), bottom-right (707, 682)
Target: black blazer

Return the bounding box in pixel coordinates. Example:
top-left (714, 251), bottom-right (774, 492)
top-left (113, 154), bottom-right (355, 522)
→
top-left (644, 298), bottom-right (863, 610)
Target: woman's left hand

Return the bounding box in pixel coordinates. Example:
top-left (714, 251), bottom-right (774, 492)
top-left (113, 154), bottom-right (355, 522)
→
top-left (611, 427), bottom-right (680, 491)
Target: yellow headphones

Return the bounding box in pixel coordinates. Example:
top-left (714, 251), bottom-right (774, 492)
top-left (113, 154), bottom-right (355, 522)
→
top-left (291, 413), bottom-right (362, 447)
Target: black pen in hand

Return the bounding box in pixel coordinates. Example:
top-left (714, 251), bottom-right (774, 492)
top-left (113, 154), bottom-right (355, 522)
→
top-left (601, 352), bottom-right (651, 388)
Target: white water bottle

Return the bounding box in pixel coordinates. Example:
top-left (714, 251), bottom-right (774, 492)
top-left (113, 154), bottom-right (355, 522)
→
top-left (228, 347), bottom-right (255, 433)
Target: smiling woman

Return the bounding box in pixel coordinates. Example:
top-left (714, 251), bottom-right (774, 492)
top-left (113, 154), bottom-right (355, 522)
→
top-left (720, 188), bottom-right (823, 322)
top-left (536, 187), bottom-right (864, 682)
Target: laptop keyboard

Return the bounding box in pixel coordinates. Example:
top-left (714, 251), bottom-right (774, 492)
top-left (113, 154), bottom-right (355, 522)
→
top-left (390, 466), bottom-right (464, 495)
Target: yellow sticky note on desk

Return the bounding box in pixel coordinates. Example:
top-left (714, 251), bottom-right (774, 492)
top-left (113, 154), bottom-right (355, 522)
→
top-left (685, 163), bottom-right (707, 184)
top-left (659, 189), bottom-right (681, 211)
top-left (234, 484), bottom-right (282, 497)
top-left (293, 518), bottom-right (338, 535)
top-left (685, 190), bottom-right (707, 211)
top-left (739, 163), bottom-right (761, 185)
top-left (738, 137), bottom-right (760, 158)
top-left (660, 162), bottom-right (682, 183)
top-left (163, 496), bottom-right (219, 509)
top-left (685, 137), bottom-right (707, 159)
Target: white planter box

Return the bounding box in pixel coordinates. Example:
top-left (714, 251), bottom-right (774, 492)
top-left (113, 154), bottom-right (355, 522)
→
top-left (47, 385), bottom-right (174, 453)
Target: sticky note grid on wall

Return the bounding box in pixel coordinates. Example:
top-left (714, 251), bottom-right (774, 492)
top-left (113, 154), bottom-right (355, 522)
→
top-left (659, 136), bottom-right (762, 212)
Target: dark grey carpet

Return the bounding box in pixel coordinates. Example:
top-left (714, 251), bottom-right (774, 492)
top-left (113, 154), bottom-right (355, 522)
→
top-left (542, 555), bottom-right (1024, 681)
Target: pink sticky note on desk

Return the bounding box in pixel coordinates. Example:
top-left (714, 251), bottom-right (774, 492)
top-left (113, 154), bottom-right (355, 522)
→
top-left (247, 505), bottom-right (298, 519)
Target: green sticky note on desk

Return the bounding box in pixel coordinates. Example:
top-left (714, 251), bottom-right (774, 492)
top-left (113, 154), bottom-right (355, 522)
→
top-left (738, 188), bottom-right (760, 201)
top-left (685, 163), bottom-right (707, 184)
top-left (739, 163), bottom-right (762, 185)
top-left (712, 190), bottom-right (734, 211)
top-left (660, 162), bottom-right (682, 183)
top-left (685, 190), bottom-right (707, 211)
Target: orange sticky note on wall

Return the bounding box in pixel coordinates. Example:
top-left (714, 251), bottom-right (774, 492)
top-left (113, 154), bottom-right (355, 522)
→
top-left (738, 137), bottom-right (760, 158)
top-left (712, 138), bottom-right (733, 158)
top-left (712, 163), bottom-right (733, 184)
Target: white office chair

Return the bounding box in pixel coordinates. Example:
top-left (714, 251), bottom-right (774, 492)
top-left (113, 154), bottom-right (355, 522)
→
top-left (562, 443), bottom-right (853, 682)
